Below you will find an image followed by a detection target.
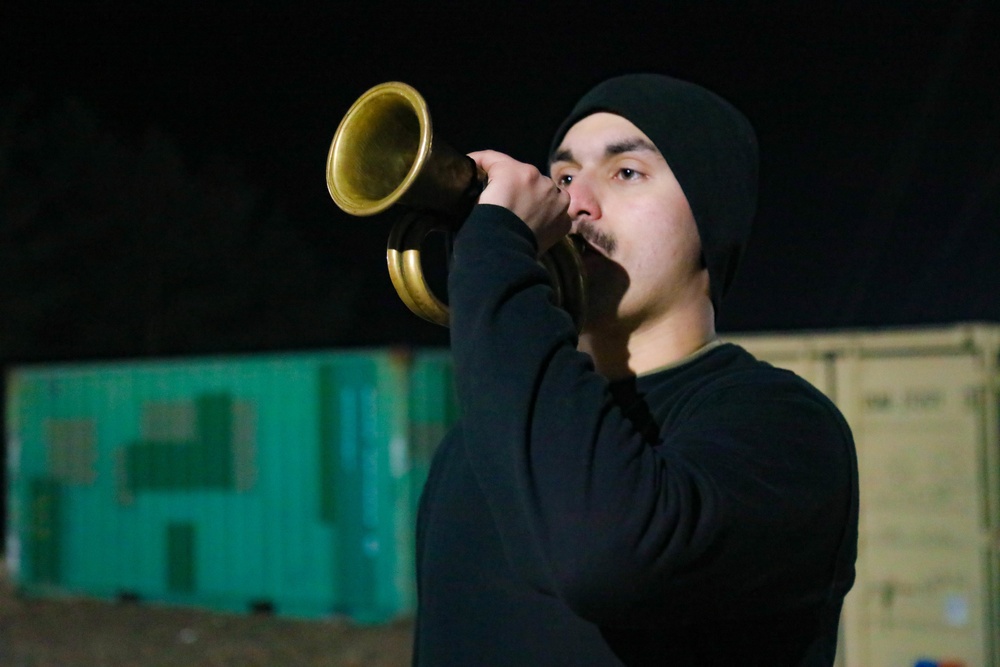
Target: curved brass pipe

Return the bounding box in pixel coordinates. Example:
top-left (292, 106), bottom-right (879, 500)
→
top-left (326, 81), bottom-right (585, 330)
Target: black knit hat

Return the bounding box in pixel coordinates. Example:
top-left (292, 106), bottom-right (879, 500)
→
top-left (549, 73), bottom-right (758, 317)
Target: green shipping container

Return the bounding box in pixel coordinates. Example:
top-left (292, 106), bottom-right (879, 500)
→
top-left (4, 348), bottom-right (457, 623)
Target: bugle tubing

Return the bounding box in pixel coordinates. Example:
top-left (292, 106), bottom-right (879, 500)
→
top-left (325, 81), bottom-right (585, 329)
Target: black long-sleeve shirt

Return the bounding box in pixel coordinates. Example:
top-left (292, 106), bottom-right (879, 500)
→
top-left (413, 205), bottom-right (858, 666)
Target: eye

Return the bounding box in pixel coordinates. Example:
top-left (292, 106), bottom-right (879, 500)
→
top-left (617, 167), bottom-right (642, 181)
top-left (556, 173), bottom-right (573, 187)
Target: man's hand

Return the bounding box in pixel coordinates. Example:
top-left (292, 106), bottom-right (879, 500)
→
top-left (468, 150), bottom-right (571, 254)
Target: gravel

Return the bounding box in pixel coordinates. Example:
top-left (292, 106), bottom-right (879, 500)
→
top-left (0, 570), bottom-right (413, 667)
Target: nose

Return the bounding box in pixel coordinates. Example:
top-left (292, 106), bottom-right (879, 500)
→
top-left (565, 176), bottom-right (601, 229)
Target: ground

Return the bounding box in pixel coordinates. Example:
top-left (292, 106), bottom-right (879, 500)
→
top-left (0, 569), bottom-right (414, 667)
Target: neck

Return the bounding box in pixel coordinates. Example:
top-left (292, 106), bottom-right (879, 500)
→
top-left (579, 301), bottom-right (717, 380)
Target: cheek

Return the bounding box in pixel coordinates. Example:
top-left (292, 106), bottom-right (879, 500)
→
top-left (672, 223), bottom-right (704, 268)
top-left (618, 200), bottom-right (699, 268)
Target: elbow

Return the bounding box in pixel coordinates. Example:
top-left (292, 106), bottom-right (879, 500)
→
top-left (548, 539), bottom-right (661, 625)
top-left (547, 494), bottom-right (723, 624)
top-left (545, 457), bottom-right (725, 623)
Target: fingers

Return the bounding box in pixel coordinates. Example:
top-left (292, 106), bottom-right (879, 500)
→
top-left (467, 150), bottom-right (557, 204)
top-left (467, 149), bottom-right (506, 171)
top-left (468, 150), bottom-right (520, 190)
top-left (466, 150), bottom-right (570, 253)
top-left (467, 150), bottom-right (504, 189)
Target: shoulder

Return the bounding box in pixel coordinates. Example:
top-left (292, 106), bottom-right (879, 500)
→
top-left (693, 343), bottom-right (832, 404)
top-left (649, 345), bottom-right (857, 497)
top-left (647, 343), bottom-right (851, 441)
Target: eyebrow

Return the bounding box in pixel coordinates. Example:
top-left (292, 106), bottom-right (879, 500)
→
top-left (550, 137), bottom-right (660, 164)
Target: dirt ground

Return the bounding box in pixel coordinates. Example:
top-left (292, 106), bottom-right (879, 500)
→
top-left (0, 569), bottom-right (414, 667)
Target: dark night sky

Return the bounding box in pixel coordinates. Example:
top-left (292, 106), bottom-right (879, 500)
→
top-left (2, 0), bottom-right (998, 351)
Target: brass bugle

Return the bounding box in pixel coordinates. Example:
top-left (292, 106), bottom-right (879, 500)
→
top-left (325, 81), bottom-right (585, 329)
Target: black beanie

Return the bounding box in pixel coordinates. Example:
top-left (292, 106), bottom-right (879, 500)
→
top-left (549, 73), bottom-right (759, 317)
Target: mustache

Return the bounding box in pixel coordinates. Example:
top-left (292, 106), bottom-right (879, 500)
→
top-left (575, 221), bottom-right (617, 256)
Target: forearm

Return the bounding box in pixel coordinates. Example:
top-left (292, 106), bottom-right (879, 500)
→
top-left (448, 205), bottom-right (700, 612)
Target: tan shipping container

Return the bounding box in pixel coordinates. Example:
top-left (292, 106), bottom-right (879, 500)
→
top-left (724, 323), bottom-right (1000, 667)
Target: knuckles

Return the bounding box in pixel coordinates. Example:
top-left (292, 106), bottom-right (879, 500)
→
top-left (473, 152), bottom-right (571, 250)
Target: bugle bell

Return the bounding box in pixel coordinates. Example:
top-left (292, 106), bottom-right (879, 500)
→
top-left (325, 81), bottom-right (586, 329)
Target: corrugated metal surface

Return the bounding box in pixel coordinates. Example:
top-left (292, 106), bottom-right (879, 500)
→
top-left (724, 323), bottom-right (1000, 667)
top-left (408, 351), bottom-right (458, 513)
top-left (5, 348), bottom-right (457, 623)
top-left (835, 326), bottom-right (1000, 667)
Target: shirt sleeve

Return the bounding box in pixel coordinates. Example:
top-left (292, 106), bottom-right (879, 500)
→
top-left (447, 204), bottom-right (856, 626)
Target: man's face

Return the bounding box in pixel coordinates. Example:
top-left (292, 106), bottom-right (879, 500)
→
top-left (549, 112), bottom-right (708, 330)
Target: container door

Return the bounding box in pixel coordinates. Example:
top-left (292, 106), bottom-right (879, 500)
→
top-left (319, 359), bottom-right (384, 621)
top-left (837, 349), bottom-right (995, 667)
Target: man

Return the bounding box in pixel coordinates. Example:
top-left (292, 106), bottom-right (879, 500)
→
top-left (413, 73), bottom-right (858, 666)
